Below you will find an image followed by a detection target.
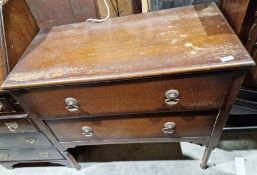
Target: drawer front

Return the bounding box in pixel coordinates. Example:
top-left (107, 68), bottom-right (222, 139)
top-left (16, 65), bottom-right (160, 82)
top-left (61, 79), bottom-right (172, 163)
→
top-left (46, 112), bottom-right (217, 144)
top-left (18, 73), bottom-right (231, 119)
top-left (0, 98), bottom-right (16, 114)
top-left (0, 148), bottom-right (63, 161)
top-left (0, 132), bottom-right (53, 148)
top-left (0, 117), bottom-right (38, 134)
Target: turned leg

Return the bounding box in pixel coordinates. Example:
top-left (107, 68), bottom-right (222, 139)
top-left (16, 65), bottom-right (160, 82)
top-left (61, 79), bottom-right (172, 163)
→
top-left (65, 151), bottom-right (81, 170)
top-left (61, 160), bottom-right (80, 169)
top-left (200, 147), bottom-right (215, 169)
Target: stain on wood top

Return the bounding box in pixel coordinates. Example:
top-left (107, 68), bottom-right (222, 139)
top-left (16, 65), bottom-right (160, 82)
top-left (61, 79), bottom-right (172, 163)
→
top-left (2, 3), bottom-right (255, 90)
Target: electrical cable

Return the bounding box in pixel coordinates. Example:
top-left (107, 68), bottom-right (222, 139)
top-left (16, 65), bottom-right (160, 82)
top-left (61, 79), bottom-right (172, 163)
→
top-left (86, 0), bottom-right (110, 23)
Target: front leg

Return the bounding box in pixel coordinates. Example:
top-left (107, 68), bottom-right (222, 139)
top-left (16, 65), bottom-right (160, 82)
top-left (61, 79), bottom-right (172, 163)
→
top-left (200, 146), bottom-right (215, 169)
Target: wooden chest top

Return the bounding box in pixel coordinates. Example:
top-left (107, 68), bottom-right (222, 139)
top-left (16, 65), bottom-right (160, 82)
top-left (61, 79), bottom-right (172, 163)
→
top-left (1, 3), bottom-right (255, 90)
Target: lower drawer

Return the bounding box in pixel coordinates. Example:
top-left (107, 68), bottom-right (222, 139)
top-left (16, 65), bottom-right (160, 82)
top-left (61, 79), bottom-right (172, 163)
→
top-left (46, 112), bottom-right (217, 145)
top-left (0, 148), bottom-right (63, 161)
top-left (0, 132), bottom-right (53, 148)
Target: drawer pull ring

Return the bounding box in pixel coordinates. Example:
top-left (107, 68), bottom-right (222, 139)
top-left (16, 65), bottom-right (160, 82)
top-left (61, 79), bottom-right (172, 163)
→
top-left (65, 97), bottom-right (79, 112)
top-left (162, 122), bottom-right (176, 134)
top-left (24, 137), bottom-right (37, 144)
top-left (4, 122), bottom-right (19, 132)
top-left (82, 126), bottom-right (94, 137)
top-left (165, 89), bottom-right (180, 106)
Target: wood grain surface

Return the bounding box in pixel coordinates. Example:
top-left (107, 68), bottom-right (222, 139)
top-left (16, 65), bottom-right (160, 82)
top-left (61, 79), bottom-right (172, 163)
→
top-left (219, 0), bottom-right (251, 38)
top-left (2, 3), bottom-right (254, 90)
top-left (2, 0), bottom-right (39, 71)
top-left (26, 0), bottom-right (99, 28)
top-left (97, 0), bottom-right (133, 18)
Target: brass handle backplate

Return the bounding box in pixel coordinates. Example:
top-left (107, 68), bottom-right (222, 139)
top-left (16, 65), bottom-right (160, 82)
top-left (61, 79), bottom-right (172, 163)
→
top-left (0, 153), bottom-right (9, 160)
top-left (162, 122), bottom-right (176, 134)
top-left (82, 126), bottom-right (94, 137)
top-left (165, 89), bottom-right (180, 106)
top-left (4, 122), bottom-right (19, 132)
top-left (39, 152), bottom-right (49, 158)
top-left (24, 137), bottom-right (37, 144)
top-left (65, 97), bottom-right (79, 112)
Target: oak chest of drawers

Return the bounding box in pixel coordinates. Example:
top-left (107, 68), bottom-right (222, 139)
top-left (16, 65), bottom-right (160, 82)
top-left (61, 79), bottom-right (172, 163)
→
top-left (0, 1), bottom-right (255, 169)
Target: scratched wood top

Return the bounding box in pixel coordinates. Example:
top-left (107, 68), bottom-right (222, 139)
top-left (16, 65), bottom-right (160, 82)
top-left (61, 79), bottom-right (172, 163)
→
top-left (2, 3), bottom-right (255, 90)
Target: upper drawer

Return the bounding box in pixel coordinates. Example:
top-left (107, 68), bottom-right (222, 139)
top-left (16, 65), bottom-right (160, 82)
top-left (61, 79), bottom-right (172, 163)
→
top-left (17, 73), bottom-right (231, 119)
top-left (0, 116), bottom-right (38, 134)
top-left (0, 98), bottom-right (16, 114)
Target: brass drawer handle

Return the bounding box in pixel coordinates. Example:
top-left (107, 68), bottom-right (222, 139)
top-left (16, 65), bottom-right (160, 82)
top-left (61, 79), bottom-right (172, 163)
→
top-left (4, 122), bottom-right (19, 132)
top-left (165, 89), bottom-right (180, 106)
top-left (162, 122), bottom-right (176, 134)
top-left (0, 153), bottom-right (9, 160)
top-left (24, 137), bottom-right (37, 144)
top-left (65, 97), bottom-right (79, 112)
top-left (82, 126), bottom-right (94, 137)
top-left (39, 152), bottom-right (49, 158)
